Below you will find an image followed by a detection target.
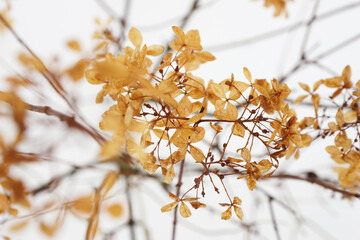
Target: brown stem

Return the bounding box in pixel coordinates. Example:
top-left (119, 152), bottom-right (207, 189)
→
top-left (268, 197), bottom-right (282, 240)
top-left (207, 2), bottom-right (360, 51)
top-left (26, 102), bottom-right (104, 144)
top-left (126, 177), bottom-right (136, 240)
top-left (0, 14), bottom-right (104, 144)
top-left (270, 174), bottom-right (360, 199)
top-left (172, 159), bottom-right (185, 240)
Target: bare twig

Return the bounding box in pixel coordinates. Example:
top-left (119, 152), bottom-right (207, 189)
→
top-left (268, 197), bottom-right (282, 240)
top-left (270, 174), bottom-right (360, 199)
top-left (126, 177), bottom-right (136, 240)
top-left (0, 14), bottom-right (105, 144)
top-left (118, 0), bottom-right (132, 50)
top-left (26, 103), bottom-right (105, 144)
top-left (172, 159), bottom-right (185, 240)
top-left (207, 1), bottom-right (360, 51)
top-left (299, 0), bottom-right (320, 60)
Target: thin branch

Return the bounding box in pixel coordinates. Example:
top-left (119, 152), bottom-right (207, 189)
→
top-left (172, 159), bottom-right (185, 240)
top-left (26, 102), bottom-right (105, 144)
top-left (268, 197), bottom-right (282, 240)
top-left (313, 32), bottom-right (360, 60)
top-left (299, 0), bottom-right (320, 60)
top-left (118, 0), bottom-right (132, 51)
top-left (126, 177), bottom-right (136, 240)
top-left (270, 174), bottom-right (360, 199)
top-left (0, 14), bottom-right (105, 144)
top-left (207, 1), bottom-right (360, 51)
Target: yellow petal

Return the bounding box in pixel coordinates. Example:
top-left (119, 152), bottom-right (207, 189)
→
top-left (189, 145), bottom-right (204, 162)
top-left (221, 207), bottom-right (232, 220)
top-left (66, 39), bottom-right (81, 52)
top-left (161, 201), bottom-right (179, 212)
top-left (247, 175), bottom-right (256, 191)
top-left (106, 203), bottom-right (123, 218)
top-left (294, 94), bottom-right (308, 104)
top-left (299, 82), bottom-right (310, 93)
top-left (241, 148), bottom-right (251, 162)
top-left (179, 202), bottom-right (192, 218)
top-left (233, 206), bottom-right (244, 220)
top-left (147, 45), bottom-right (164, 56)
top-left (128, 27), bottom-right (143, 48)
top-left (164, 165), bottom-right (175, 184)
top-left (243, 67), bottom-right (252, 83)
top-left (343, 110), bottom-right (357, 123)
top-left (233, 196), bottom-right (242, 205)
top-left (172, 26), bottom-right (186, 42)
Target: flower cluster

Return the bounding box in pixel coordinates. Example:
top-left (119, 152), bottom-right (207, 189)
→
top-left (86, 26), bottom-right (309, 220)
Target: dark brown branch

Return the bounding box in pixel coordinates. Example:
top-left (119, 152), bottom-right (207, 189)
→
top-left (270, 174), bottom-right (360, 199)
top-left (26, 103), bottom-right (105, 144)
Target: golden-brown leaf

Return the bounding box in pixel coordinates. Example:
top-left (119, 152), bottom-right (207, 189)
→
top-left (241, 148), bottom-right (251, 162)
top-left (233, 206), bottom-right (244, 220)
top-left (299, 82), bottom-right (310, 93)
top-left (247, 175), bottom-right (256, 191)
top-left (128, 27), bottom-right (143, 48)
top-left (106, 203), bottom-right (123, 218)
top-left (311, 94), bottom-right (320, 114)
top-left (221, 206), bottom-right (232, 220)
top-left (323, 77), bottom-right (342, 88)
top-left (189, 201), bottom-right (206, 209)
top-left (147, 45), bottom-right (164, 56)
top-left (294, 94), bottom-right (308, 104)
top-left (189, 145), bottom-right (204, 162)
top-left (168, 192), bottom-right (179, 200)
top-left (0, 194), bottom-right (9, 213)
top-left (335, 109), bottom-right (344, 127)
top-left (172, 26), bottom-right (186, 42)
top-left (161, 201), bottom-right (179, 212)
top-left (214, 100), bottom-right (238, 121)
top-left (233, 196), bottom-right (242, 205)
top-left (39, 222), bottom-right (58, 237)
top-left (343, 110), bottom-right (357, 123)
top-left (9, 220), bottom-right (28, 232)
top-left (72, 195), bottom-right (93, 214)
top-left (243, 67), bottom-right (252, 83)
top-left (66, 39), bottom-right (81, 52)
top-left (164, 165), bottom-right (175, 184)
top-left (179, 202), bottom-right (192, 218)
top-left (232, 121), bottom-right (245, 137)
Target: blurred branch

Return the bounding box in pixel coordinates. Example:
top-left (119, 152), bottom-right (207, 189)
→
top-left (0, 13), bottom-right (103, 144)
top-left (126, 177), bottom-right (136, 240)
top-left (268, 197), bottom-right (281, 240)
top-left (119, 0), bottom-right (132, 50)
top-left (172, 159), bottom-right (185, 240)
top-left (270, 173), bottom-right (360, 199)
top-left (26, 102), bottom-right (105, 144)
top-left (207, 1), bottom-right (360, 51)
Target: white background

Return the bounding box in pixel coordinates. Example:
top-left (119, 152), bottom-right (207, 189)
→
top-left (1, 0), bottom-right (360, 239)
